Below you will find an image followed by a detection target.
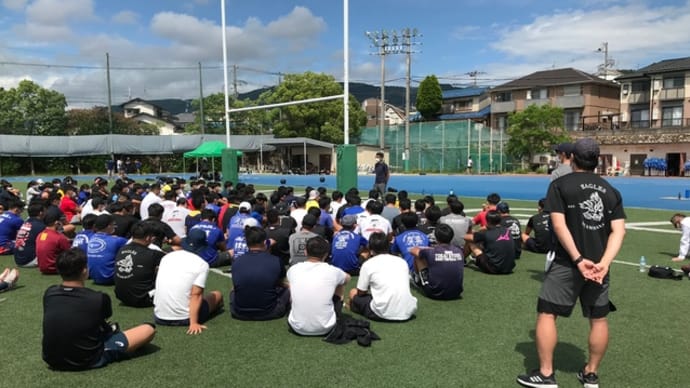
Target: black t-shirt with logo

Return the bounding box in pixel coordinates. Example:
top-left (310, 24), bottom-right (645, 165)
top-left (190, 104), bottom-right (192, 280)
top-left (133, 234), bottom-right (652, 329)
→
top-left (526, 212), bottom-right (552, 253)
top-left (420, 244), bottom-right (464, 300)
top-left (42, 285), bottom-right (111, 370)
top-left (545, 171), bottom-right (625, 265)
top-left (473, 226), bottom-right (516, 273)
top-left (114, 242), bottom-right (165, 307)
top-left (14, 217), bottom-right (45, 265)
top-left (500, 215), bottom-right (522, 259)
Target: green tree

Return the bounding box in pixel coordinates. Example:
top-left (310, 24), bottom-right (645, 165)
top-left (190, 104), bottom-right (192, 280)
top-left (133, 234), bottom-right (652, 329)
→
top-left (260, 71), bottom-right (366, 143)
top-left (66, 107), bottom-right (159, 135)
top-left (415, 75), bottom-right (442, 120)
top-left (505, 104), bottom-right (570, 168)
top-left (187, 94), bottom-right (268, 135)
top-left (0, 80), bottom-right (67, 135)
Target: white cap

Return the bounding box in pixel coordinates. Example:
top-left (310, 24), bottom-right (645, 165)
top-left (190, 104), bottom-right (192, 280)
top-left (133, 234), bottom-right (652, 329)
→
top-left (239, 201), bottom-right (252, 211)
top-left (36, 179), bottom-right (44, 185)
top-left (243, 217), bottom-right (259, 228)
top-left (309, 190), bottom-right (318, 199)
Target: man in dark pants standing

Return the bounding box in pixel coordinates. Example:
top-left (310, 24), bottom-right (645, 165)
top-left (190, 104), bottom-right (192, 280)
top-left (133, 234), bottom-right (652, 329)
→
top-left (373, 151), bottom-right (389, 198)
top-left (517, 138), bottom-right (626, 388)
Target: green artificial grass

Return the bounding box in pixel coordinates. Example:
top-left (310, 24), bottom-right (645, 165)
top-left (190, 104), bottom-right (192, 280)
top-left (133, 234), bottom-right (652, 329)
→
top-left (1, 198), bottom-right (687, 387)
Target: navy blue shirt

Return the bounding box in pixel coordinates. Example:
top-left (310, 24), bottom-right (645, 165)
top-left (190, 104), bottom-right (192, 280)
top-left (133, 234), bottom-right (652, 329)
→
top-left (230, 250), bottom-right (286, 318)
top-left (420, 244), bottom-right (464, 300)
top-left (14, 217), bottom-right (46, 265)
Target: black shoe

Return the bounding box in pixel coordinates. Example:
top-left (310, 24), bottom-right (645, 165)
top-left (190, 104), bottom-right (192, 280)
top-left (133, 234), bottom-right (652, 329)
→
top-left (576, 366), bottom-right (599, 388)
top-left (516, 370), bottom-right (558, 388)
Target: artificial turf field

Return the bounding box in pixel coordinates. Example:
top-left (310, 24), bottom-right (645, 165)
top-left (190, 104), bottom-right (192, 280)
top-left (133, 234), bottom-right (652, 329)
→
top-left (1, 196), bottom-right (688, 388)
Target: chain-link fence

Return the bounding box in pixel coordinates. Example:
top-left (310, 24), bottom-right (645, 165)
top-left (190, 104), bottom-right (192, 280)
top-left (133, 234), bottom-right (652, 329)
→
top-left (355, 120), bottom-right (514, 174)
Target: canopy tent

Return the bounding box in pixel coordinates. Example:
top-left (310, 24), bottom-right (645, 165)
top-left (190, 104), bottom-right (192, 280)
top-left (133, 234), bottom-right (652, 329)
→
top-left (183, 141), bottom-right (243, 158)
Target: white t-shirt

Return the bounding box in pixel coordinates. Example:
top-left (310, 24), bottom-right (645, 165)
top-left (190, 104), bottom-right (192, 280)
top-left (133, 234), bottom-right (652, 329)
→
top-left (290, 208), bottom-right (307, 231)
top-left (139, 191), bottom-right (162, 220)
top-left (163, 206), bottom-right (190, 238)
top-left (287, 261), bottom-right (347, 336)
top-left (153, 250), bottom-right (209, 321)
top-left (357, 214), bottom-right (392, 240)
top-left (357, 253), bottom-right (417, 320)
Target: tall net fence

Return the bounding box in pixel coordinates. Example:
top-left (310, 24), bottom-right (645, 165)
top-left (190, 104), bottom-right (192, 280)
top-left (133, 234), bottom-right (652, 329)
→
top-left (354, 120), bottom-right (515, 174)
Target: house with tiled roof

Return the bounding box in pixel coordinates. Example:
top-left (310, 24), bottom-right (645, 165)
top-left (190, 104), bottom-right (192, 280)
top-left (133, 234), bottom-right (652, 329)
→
top-left (121, 98), bottom-right (184, 135)
top-left (439, 87), bottom-right (490, 124)
top-left (490, 67), bottom-right (620, 133)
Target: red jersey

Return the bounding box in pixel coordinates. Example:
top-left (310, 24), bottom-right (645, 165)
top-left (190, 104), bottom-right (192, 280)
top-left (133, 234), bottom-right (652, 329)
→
top-left (36, 228), bottom-right (71, 274)
top-left (59, 196), bottom-right (79, 223)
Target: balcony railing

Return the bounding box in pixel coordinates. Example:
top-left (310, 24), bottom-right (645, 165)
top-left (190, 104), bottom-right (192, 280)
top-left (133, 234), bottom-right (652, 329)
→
top-left (555, 95), bottom-right (584, 109)
top-left (491, 100), bottom-right (515, 113)
top-left (626, 91), bottom-right (650, 104)
top-left (659, 88), bottom-right (685, 100)
top-left (662, 118), bottom-right (684, 127)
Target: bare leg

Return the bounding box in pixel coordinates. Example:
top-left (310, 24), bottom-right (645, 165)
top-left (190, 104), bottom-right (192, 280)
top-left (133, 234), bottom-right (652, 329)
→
top-left (535, 313), bottom-right (558, 376)
top-left (586, 317), bottom-right (609, 374)
top-left (123, 324), bottom-right (156, 353)
top-left (205, 291), bottom-right (224, 314)
top-left (347, 288), bottom-right (358, 309)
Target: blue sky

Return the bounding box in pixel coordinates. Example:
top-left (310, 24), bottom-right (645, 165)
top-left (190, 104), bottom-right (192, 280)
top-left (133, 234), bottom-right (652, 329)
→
top-left (1, 0), bottom-right (690, 107)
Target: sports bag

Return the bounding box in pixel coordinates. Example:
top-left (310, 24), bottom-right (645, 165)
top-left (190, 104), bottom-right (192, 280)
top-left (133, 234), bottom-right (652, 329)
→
top-left (647, 265), bottom-right (683, 280)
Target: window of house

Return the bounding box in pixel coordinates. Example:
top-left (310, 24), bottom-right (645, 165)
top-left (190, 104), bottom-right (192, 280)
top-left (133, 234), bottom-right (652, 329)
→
top-left (663, 76), bottom-right (684, 89)
top-left (631, 81), bottom-right (649, 92)
top-left (563, 85), bottom-right (581, 96)
top-left (564, 110), bottom-right (581, 131)
top-left (454, 100), bottom-right (472, 111)
top-left (527, 88), bottom-right (547, 100)
top-left (495, 115), bottom-right (507, 131)
top-left (630, 107), bottom-right (650, 128)
top-left (494, 92), bottom-right (512, 102)
top-left (662, 105), bottom-right (683, 126)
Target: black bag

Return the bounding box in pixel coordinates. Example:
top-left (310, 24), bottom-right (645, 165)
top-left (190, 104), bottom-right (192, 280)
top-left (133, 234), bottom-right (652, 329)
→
top-left (648, 265), bottom-right (683, 280)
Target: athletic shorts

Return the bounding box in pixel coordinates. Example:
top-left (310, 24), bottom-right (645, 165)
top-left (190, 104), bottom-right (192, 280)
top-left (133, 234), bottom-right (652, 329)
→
top-left (154, 299), bottom-right (211, 326)
top-left (350, 294), bottom-right (382, 321)
top-left (524, 238), bottom-right (549, 254)
top-left (537, 260), bottom-right (611, 319)
top-left (475, 253), bottom-right (498, 274)
top-left (91, 331), bottom-right (129, 368)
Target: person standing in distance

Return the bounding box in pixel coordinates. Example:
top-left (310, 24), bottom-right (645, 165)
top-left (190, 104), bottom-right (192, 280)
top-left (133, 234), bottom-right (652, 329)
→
top-left (550, 142), bottom-right (574, 181)
top-left (517, 138), bottom-right (626, 388)
top-left (373, 151), bottom-right (389, 197)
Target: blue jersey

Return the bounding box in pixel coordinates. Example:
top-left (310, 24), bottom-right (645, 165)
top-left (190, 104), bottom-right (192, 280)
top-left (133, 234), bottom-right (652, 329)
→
top-left (72, 230), bottom-right (95, 252)
top-left (331, 230), bottom-right (367, 273)
top-left (87, 232), bottom-right (127, 285)
top-left (392, 229), bottom-right (430, 270)
top-left (189, 221), bottom-right (224, 265)
top-left (0, 212), bottom-right (23, 251)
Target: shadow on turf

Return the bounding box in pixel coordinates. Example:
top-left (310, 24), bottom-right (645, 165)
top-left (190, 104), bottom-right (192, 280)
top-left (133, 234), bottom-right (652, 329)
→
top-left (515, 330), bottom-right (586, 373)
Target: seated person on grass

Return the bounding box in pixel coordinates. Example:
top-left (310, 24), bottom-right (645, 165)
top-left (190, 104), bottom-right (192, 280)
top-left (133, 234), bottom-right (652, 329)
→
top-left (188, 209), bottom-right (231, 267)
top-left (497, 202), bottom-right (522, 259)
top-left (287, 236), bottom-right (350, 336)
top-left (87, 214), bottom-right (128, 285)
top-left (36, 212), bottom-right (72, 275)
top-left (348, 232), bottom-right (418, 322)
top-left (72, 213), bottom-right (97, 253)
top-left (153, 229), bottom-right (224, 335)
top-left (464, 210), bottom-right (516, 275)
top-left (521, 198), bottom-right (552, 254)
top-left (230, 226), bottom-right (290, 321)
top-left (0, 199), bottom-right (25, 255)
top-left (42, 248), bottom-right (156, 371)
top-left (331, 214), bottom-right (368, 276)
top-left (114, 221), bottom-right (166, 308)
top-left (14, 202), bottom-right (46, 268)
top-left (391, 212), bottom-right (429, 271)
top-left (409, 224), bottom-right (464, 300)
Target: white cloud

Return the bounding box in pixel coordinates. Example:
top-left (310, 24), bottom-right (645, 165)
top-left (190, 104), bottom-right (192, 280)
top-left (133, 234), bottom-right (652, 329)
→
top-left (452, 25), bottom-right (482, 41)
top-left (491, 2), bottom-right (690, 69)
top-left (26, 0), bottom-right (95, 25)
top-left (2, 0), bottom-right (28, 11)
top-left (112, 10), bottom-right (139, 25)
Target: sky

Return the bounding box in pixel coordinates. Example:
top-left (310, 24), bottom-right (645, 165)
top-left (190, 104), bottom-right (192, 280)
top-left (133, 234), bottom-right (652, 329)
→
top-left (1, 0), bottom-right (690, 108)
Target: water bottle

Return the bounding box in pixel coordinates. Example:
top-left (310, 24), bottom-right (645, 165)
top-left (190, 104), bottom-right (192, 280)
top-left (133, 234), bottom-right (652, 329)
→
top-left (639, 256), bottom-right (647, 272)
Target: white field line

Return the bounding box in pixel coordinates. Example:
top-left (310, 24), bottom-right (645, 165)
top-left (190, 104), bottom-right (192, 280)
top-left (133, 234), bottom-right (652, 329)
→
top-left (210, 268), bottom-right (232, 279)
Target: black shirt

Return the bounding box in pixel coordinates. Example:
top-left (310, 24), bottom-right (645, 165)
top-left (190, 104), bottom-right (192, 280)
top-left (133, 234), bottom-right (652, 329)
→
top-left (545, 171), bottom-right (626, 265)
top-left (266, 224), bottom-right (291, 265)
top-left (526, 212), bottom-right (552, 253)
top-left (473, 226), bottom-right (516, 274)
top-left (14, 217), bottom-right (45, 266)
top-left (42, 285), bottom-right (111, 371)
top-left (500, 215), bottom-right (522, 259)
top-left (144, 217), bottom-right (177, 248)
top-left (114, 242), bottom-right (165, 307)
top-left (111, 214), bottom-right (139, 238)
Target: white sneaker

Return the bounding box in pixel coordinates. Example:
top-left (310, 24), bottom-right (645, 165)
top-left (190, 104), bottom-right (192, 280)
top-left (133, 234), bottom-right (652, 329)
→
top-left (3, 268), bottom-right (19, 288)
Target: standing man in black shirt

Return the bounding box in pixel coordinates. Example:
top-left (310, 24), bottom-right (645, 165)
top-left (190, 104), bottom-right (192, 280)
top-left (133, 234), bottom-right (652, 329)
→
top-left (42, 248), bottom-right (155, 371)
top-left (517, 138), bottom-right (626, 388)
top-left (373, 151), bottom-right (390, 198)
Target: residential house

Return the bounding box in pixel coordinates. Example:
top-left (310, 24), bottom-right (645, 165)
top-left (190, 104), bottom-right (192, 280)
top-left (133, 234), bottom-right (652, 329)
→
top-left (121, 98), bottom-right (183, 135)
top-left (362, 98), bottom-right (407, 127)
top-left (439, 87), bottom-right (491, 126)
top-left (489, 68), bottom-right (620, 133)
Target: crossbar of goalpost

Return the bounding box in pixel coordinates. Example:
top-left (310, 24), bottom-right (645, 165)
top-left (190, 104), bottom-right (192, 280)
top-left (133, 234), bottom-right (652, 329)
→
top-left (227, 94), bottom-right (345, 114)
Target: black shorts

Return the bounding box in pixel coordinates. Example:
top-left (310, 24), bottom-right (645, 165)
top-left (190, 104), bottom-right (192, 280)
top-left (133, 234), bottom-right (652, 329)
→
top-left (475, 253), bottom-right (498, 274)
top-left (537, 261), bottom-right (611, 319)
top-left (524, 238), bottom-right (549, 254)
top-left (350, 294), bottom-right (383, 321)
top-left (230, 287), bottom-right (290, 321)
top-left (154, 299), bottom-right (211, 326)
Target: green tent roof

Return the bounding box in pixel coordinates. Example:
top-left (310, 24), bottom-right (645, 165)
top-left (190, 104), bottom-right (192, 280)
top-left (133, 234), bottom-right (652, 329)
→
top-left (183, 141), bottom-right (243, 158)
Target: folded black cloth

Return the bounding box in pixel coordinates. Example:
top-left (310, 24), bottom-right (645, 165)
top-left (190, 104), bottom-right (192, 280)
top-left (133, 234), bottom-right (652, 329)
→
top-left (323, 314), bottom-right (380, 347)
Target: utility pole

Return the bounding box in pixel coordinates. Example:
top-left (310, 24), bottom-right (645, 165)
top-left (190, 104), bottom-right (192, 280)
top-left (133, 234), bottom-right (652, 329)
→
top-left (402, 28), bottom-right (420, 172)
top-left (198, 62), bottom-right (205, 136)
top-left (366, 30), bottom-right (389, 151)
top-left (106, 52), bottom-right (114, 161)
top-left (466, 70), bottom-right (486, 86)
top-left (597, 42), bottom-right (615, 80)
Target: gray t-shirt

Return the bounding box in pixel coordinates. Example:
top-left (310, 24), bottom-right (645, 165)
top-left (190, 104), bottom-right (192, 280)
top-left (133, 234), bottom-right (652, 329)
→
top-left (288, 230), bottom-right (319, 265)
top-left (381, 206), bottom-right (401, 225)
top-left (550, 163), bottom-right (572, 181)
top-left (439, 213), bottom-right (473, 249)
